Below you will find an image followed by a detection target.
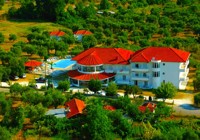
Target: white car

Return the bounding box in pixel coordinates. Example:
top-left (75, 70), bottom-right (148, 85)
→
top-left (97, 90), bottom-right (106, 96)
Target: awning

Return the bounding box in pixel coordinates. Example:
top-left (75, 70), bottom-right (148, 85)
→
top-left (68, 70), bottom-right (115, 81)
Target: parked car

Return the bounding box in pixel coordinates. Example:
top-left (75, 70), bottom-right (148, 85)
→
top-left (19, 73), bottom-right (26, 78)
top-left (10, 75), bottom-right (19, 80)
top-left (97, 90), bottom-right (106, 96)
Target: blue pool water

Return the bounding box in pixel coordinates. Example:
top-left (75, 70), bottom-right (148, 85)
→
top-left (52, 59), bottom-right (76, 69)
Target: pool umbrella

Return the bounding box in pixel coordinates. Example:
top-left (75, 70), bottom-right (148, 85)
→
top-left (24, 60), bottom-right (42, 67)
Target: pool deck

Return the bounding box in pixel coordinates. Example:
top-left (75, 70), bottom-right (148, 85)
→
top-left (33, 61), bottom-right (75, 76)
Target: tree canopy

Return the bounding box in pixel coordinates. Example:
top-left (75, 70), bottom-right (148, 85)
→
top-left (153, 82), bottom-right (177, 101)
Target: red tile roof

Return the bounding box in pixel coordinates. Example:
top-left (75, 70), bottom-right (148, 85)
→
top-left (131, 47), bottom-right (190, 62)
top-left (74, 30), bottom-right (92, 35)
top-left (104, 105), bottom-right (116, 111)
top-left (65, 98), bottom-right (86, 118)
top-left (138, 102), bottom-right (156, 113)
top-left (78, 51), bottom-right (103, 65)
top-left (68, 70), bottom-right (115, 81)
top-left (50, 30), bottom-right (65, 37)
top-left (72, 47), bottom-right (134, 65)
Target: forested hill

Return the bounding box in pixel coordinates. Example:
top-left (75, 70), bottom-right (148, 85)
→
top-left (5, 0), bottom-right (200, 63)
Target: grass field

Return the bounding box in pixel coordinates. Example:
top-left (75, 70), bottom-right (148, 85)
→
top-left (0, 2), bottom-right (68, 51)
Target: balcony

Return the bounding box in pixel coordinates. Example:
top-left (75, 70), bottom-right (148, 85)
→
top-left (116, 80), bottom-right (130, 85)
top-left (179, 69), bottom-right (189, 80)
top-left (105, 69), bottom-right (114, 73)
top-left (117, 69), bottom-right (129, 74)
top-left (152, 67), bottom-right (160, 71)
top-left (179, 60), bottom-right (189, 70)
top-left (179, 78), bottom-right (189, 90)
top-left (131, 66), bottom-right (149, 72)
top-left (132, 75), bottom-right (149, 81)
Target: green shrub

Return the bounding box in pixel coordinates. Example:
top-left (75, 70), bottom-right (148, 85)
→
top-left (194, 93), bottom-right (200, 106)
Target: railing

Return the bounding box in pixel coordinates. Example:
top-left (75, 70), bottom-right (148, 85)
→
top-left (179, 68), bottom-right (189, 80)
top-left (117, 69), bottom-right (129, 73)
top-left (179, 60), bottom-right (189, 69)
top-left (131, 66), bottom-right (149, 72)
top-left (132, 76), bottom-right (149, 81)
top-left (116, 80), bottom-right (130, 84)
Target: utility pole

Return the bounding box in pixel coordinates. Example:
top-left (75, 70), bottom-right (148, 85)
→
top-left (44, 55), bottom-right (48, 91)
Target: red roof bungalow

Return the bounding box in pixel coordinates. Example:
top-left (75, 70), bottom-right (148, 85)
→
top-left (65, 98), bottom-right (86, 118)
top-left (138, 102), bottom-right (157, 113)
top-left (73, 30), bottom-right (92, 42)
top-left (50, 30), bottom-right (65, 40)
top-left (104, 105), bottom-right (116, 111)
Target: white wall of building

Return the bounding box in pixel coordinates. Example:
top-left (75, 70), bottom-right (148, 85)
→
top-left (159, 62), bottom-right (180, 88)
top-left (75, 59), bottom-right (189, 90)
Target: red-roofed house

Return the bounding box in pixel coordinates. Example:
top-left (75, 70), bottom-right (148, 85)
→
top-left (65, 98), bottom-right (86, 118)
top-left (68, 47), bottom-right (190, 90)
top-left (50, 30), bottom-right (65, 40)
top-left (74, 30), bottom-right (92, 41)
top-left (138, 102), bottom-right (157, 113)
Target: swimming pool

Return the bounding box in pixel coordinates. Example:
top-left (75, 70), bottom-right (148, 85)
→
top-left (52, 59), bottom-right (76, 69)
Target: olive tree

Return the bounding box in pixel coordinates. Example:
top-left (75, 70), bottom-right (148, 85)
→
top-left (153, 82), bottom-right (177, 102)
top-left (0, 32), bottom-right (4, 44)
top-left (88, 79), bottom-right (102, 93)
top-left (105, 82), bottom-right (118, 96)
top-left (194, 93), bottom-right (200, 107)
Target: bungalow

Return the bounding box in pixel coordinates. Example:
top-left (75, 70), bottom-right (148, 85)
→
top-left (138, 102), bottom-right (157, 113)
top-left (46, 98), bottom-right (86, 118)
top-left (50, 30), bottom-right (65, 40)
top-left (68, 47), bottom-right (190, 90)
top-left (65, 98), bottom-right (86, 118)
top-left (73, 30), bottom-right (92, 42)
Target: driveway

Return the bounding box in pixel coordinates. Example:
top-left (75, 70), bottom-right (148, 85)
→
top-left (172, 98), bottom-right (200, 117)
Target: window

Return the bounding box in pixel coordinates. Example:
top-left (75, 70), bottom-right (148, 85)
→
top-left (163, 72), bottom-right (165, 75)
top-left (152, 62), bottom-right (160, 68)
top-left (153, 72), bottom-right (160, 77)
top-left (135, 64), bottom-right (139, 68)
top-left (163, 63), bottom-right (165, 66)
top-left (82, 66), bottom-right (94, 72)
top-left (83, 67), bottom-right (87, 72)
top-left (143, 73), bottom-right (147, 77)
top-left (123, 75), bottom-right (126, 81)
top-left (135, 80), bottom-right (138, 85)
top-left (78, 65), bottom-right (81, 71)
top-left (96, 66), bottom-right (104, 71)
top-left (135, 73), bottom-right (139, 77)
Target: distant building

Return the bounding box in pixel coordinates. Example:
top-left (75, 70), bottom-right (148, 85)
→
top-left (68, 47), bottom-right (190, 90)
top-left (50, 30), bottom-right (65, 40)
top-left (73, 30), bottom-right (92, 42)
